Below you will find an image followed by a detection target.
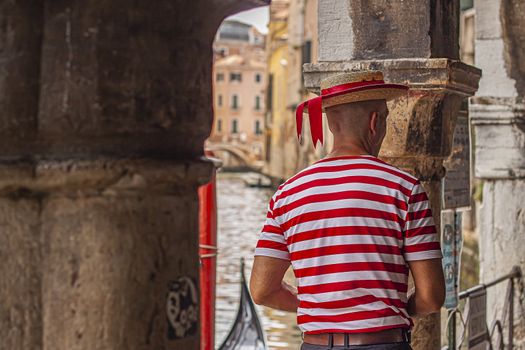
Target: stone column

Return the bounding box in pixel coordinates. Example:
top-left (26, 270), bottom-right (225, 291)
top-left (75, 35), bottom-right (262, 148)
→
top-left (304, 1), bottom-right (481, 349)
top-left (0, 1), bottom-right (265, 349)
top-left (470, 0), bottom-right (525, 346)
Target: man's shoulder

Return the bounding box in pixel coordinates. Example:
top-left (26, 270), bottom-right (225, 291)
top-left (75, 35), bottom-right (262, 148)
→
top-left (369, 157), bottom-right (420, 184)
top-left (271, 162), bottom-right (322, 200)
top-left (278, 161), bottom-right (323, 188)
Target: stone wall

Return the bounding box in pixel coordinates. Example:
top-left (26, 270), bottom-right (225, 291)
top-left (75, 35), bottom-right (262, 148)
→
top-left (0, 1), bottom-right (267, 349)
top-left (471, 0), bottom-right (525, 346)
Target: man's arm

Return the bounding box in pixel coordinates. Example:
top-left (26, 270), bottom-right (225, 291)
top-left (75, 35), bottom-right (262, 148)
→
top-left (249, 256), bottom-right (299, 312)
top-left (406, 258), bottom-right (445, 317)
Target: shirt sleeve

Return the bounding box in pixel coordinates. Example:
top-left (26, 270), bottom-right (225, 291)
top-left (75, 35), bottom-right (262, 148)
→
top-left (403, 181), bottom-right (443, 261)
top-left (254, 197), bottom-right (290, 261)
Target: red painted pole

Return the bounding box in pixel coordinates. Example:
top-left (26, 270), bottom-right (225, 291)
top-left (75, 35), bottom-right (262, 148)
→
top-left (199, 155), bottom-right (219, 350)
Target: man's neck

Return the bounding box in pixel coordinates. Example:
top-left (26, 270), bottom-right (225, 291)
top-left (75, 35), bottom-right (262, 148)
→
top-left (327, 143), bottom-right (375, 158)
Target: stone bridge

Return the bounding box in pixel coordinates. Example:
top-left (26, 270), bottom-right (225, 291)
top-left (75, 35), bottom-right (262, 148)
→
top-left (205, 142), bottom-right (264, 171)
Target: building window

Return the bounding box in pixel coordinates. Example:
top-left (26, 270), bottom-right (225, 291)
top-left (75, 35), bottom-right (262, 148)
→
top-left (255, 73), bottom-right (261, 83)
top-left (232, 94), bottom-right (239, 109)
top-left (218, 21), bottom-right (250, 41)
top-left (301, 41), bottom-right (312, 88)
top-left (255, 96), bottom-right (261, 110)
top-left (230, 72), bottom-right (242, 82)
top-left (216, 73), bottom-right (224, 82)
top-left (217, 119), bottom-right (222, 133)
top-left (218, 94), bottom-right (223, 106)
top-left (267, 74), bottom-right (273, 112)
top-left (302, 40), bottom-right (312, 66)
top-left (255, 120), bottom-right (262, 135)
top-left (460, 0), bottom-right (473, 10)
top-left (232, 119), bottom-right (238, 134)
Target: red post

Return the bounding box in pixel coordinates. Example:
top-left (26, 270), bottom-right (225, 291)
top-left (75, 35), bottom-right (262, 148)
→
top-left (199, 155), bottom-right (220, 350)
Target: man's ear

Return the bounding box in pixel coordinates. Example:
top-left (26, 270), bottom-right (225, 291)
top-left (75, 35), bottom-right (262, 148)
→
top-left (369, 111), bottom-right (379, 137)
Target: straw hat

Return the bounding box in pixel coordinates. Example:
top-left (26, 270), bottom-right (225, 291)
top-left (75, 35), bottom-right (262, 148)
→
top-left (296, 70), bottom-right (408, 148)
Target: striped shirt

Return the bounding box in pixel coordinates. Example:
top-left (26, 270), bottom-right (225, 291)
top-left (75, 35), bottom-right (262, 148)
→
top-left (254, 155), bottom-right (442, 334)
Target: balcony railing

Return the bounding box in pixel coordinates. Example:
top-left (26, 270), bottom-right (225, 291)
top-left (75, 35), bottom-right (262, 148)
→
top-left (445, 266), bottom-right (523, 349)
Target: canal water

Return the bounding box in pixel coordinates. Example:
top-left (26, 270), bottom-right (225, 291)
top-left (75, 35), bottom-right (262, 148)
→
top-left (214, 173), bottom-right (303, 350)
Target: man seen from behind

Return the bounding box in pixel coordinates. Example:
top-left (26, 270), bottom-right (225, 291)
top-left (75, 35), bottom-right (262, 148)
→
top-left (249, 71), bottom-right (445, 350)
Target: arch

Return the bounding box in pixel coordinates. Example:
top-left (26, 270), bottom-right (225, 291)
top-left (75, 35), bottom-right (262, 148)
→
top-left (205, 142), bottom-right (263, 171)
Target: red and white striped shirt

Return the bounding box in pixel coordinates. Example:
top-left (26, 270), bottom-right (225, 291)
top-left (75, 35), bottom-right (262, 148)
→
top-left (254, 155), bottom-right (442, 334)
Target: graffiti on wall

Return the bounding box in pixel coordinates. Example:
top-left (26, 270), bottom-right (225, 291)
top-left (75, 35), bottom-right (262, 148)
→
top-left (166, 276), bottom-right (198, 340)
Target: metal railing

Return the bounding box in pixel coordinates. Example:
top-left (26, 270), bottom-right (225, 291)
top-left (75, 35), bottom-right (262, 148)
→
top-left (445, 266), bottom-right (523, 349)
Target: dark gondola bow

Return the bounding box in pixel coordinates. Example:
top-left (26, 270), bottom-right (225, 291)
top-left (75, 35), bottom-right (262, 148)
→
top-left (219, 258), bottom-right (268, 350)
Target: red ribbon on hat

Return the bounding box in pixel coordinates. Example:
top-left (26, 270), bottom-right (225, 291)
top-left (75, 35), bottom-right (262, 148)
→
top-left (296, 79), bottom-right (392, 149)
top-left (296, 96), bottom-right (323, 148)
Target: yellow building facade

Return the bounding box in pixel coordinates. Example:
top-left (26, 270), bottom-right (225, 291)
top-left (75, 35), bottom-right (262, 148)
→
top-left (266, 1), bottom-right (290, 178)
top-left (265, 0), bottom-right (323, 181)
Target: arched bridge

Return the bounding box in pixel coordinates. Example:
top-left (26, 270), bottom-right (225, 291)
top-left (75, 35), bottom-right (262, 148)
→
top-left (205, 142), bottom-right (264, 171)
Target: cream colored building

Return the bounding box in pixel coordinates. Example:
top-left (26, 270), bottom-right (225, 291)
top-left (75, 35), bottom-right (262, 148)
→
top-left (208, 20), bottom-right (267, 166)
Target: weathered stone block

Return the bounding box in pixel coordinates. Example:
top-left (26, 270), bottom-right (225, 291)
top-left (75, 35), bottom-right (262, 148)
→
top-left (317, 0), bottom-right (459, 61)
top-left (471, 102), bottom-right (525, 179)
top-left (475, 0), bottom-right (525, 98)
top-left (318, 0), bottom-right (354, 62)
top-left (37, 1), bottom-right (219, 159)
top-left (0, 1), bottom-right (42, 158)
top-left (475, 39), bottom-right (518, 98)
top-left (0, 198), bottom-right (42, 350)
top-left (474, 0), bottom-right (502, 40)
top-left (0, 158), bottom-right (213, 349)
top-left (41, 193), bottom-right (199, 350)
top-left (478, 179), bottom-right (525, 339)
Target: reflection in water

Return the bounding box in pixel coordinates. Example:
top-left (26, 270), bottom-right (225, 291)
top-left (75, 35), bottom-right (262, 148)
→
top-left (215, 173), bottom-right (302, 350)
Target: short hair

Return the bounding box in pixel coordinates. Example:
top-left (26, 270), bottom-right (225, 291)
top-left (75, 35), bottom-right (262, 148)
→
top-left (325, 100), bottom-right (387, 137)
